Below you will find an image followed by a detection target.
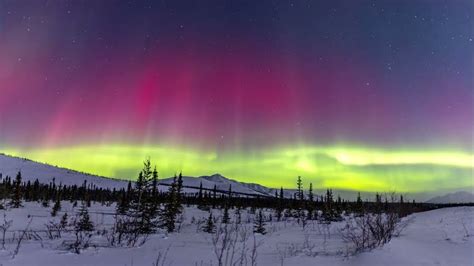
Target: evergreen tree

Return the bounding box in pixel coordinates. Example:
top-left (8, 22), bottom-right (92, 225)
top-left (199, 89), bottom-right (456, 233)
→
top-left (296, 176), bottom-right (304, 222)
top-left (76, 202), bottom-right (94, 232)
top-left (149, 166), bottom-right (159, 217)
top-left (254, 210), bottom-right (266, 235)
top-left (60, 212), bottom-right (69, 228)
top-left (160, 175), bottom-right (178, 232)
top-left (117, 181), bottom-right (133, 215)
top-left (275, 187), bottom-right (284, 221)
top-left (222, 206), bottom-right (230, 224)
top-left (375, 193), bottom-right (383, 213)
top-left (9, 171), bottom-right (23, 208)
top-left (355, 192), bottom-right (364, 214)
top-left (176, 172), bottom-right (183, 214)
top-left (296, 176), bottom-right (303, 201)
top-left (308, 183), bottom-right (314, 202)
top-left (127, 159), bottom-right (158, 235)
top-left (212, 184), bottom-right (217, 208)
top-left (235, 207), bottom-right (242, 224)
top-left (306, 183), bottom-right (314, 219)
top-left (399, 194), bottom-right (407, 217)
top-left (197, 181), bottom-right (208, 210)
top-left (202, 211), bottom-right (215, 233)
top-left (116, 189), bottom-right (129, 215)
top-left (51, 192), bottom-right (62, 217)
top-left (198, 181), bottom-right (203, 201)
top-left (336, 195), bottom-right (342, 215)
top-left (323, 189), bottom-right (339, 222)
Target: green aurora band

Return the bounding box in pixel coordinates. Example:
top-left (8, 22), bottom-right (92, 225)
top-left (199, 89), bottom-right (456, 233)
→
top-left (4, 144), bottom-right (473, 193)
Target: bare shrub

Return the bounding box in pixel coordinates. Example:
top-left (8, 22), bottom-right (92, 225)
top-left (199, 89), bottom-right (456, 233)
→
top-left (275, 243), bottom-right (299, 263)
top-left (69, 230), bottom-right (93, 254)
top-left (301, 233), bottom-right (316, 256)
top-left (208, 223), bottom-right (262, 266)
top-left (105, 214), bottom-right (151, 248)
top-left (461, 219), bottom-right (471, 238)
top-left (0, 213), bottom-right (12, 250)
top-left (250, 235), bottom-right (261, 266)
top-left (341, 212), bottom-right (407, 254)
top-left (12, 218), bottom-right (33, 259)
top-left (45, 220), bottom-right (64, 239)
top-left (152, 245), bottom-right (171, 266)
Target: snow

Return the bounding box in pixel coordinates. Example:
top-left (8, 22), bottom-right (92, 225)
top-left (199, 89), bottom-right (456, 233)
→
top-left (426, 191), bottom-right (474, 204)
top-left (0, 203), bottom-right (472, 266)
top-left (0, 154), bottom-right (129, 189)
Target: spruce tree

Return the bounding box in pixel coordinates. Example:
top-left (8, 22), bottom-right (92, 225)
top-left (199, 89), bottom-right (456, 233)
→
top-left (306, 183), bottom-right (314, 219)
top-left (323, 189), bottom-right (338, 222)
top-left (76, 202), bottom-right (94, 232)
top-left (375, 193), bottom-right (382, 213)
top-left (51, 194), bottom-right (61, 217)
top-left (399, 194), bottom-right (407, 217)
top-left (116, 189), bottom-right (129, 215)
top-left (138, 159), bottom-right (155, 234)
top-left (198, 181), bottom-right (203, 201)
top-left (149, 167), bottom-right (159, 218)
top-left (127, 159), bottom-right (158, 235)
top-left (60, 212), bottom-right (69, 228)
top-left (355, 192), bottom-right (364, 214)
top-left (9, 171), bottom-right (23, 208)
top-left (296, 176), bottom-right (303, 201)
top-left (160, 175), bottom-right (178, 232)
top-left (275, 187), bottom-right (284, 221)
top-left (202, 211), bottom-right (215, 233)
top-left (235, 207), bottom-right (242, 224)
top-left (212, 184), bottom-right (217, 208)
top-left (222, 206), bottom-right (230, 224)
top-left (254, 210), bottom-right (266, 235)
top-left (308, 183), bottom-right (313, 202)
top-left (175, 172), bottom-right (183, 214)
top-left (296, 176), bottom-right (304, 222)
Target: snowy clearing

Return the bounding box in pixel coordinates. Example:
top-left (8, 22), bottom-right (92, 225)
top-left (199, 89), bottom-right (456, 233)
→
top-left (0, 203), bottom-right (472, 266)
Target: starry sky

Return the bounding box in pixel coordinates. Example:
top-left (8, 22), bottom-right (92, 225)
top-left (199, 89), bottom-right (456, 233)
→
top-left (0, 0), bottom-right (472, 192)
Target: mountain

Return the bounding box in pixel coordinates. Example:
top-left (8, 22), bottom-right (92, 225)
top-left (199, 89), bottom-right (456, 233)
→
top-left (426, 191), bottom-right (474, 204)
top-left (0, 153), bottom-right (276, 196)
top-left (159, 174), bottom-right (274, 196)
top-left (0, 153), bottom-right (129, 189)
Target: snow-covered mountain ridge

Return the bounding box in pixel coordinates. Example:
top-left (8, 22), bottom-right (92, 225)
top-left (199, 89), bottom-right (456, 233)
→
top-left (426, 191), bottom-right (474, 204)
top-left (0, 153), bottom-right (276, 196)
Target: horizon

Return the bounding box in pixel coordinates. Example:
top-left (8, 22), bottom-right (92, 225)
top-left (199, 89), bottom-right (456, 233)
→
top-left (1, 152), bottom-right (472, 202)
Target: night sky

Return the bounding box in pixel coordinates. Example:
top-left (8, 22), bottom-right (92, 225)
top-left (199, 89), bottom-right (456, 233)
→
top-left (0, 1), bottom-right (472, 192)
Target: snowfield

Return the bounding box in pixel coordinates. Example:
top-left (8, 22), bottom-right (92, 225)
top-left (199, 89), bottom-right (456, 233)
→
top-left (0, 203), bottom-right (472, 266)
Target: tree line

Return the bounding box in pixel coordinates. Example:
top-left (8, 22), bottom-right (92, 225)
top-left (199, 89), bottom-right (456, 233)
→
top-left (0, 159), bottom-right (461, 239)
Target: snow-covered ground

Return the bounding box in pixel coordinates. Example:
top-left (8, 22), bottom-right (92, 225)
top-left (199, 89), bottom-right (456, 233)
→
top-left (0, 203), bottom-right (472, 266)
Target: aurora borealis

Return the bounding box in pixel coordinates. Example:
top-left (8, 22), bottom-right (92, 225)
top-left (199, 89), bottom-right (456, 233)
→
top-left (0, 1), bottom-right (472, 192)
